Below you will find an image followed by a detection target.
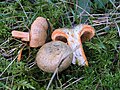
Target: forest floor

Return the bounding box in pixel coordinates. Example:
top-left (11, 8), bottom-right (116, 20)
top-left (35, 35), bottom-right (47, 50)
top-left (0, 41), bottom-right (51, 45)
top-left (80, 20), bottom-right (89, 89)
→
top-left (0, 0), bottom-right (120, 90)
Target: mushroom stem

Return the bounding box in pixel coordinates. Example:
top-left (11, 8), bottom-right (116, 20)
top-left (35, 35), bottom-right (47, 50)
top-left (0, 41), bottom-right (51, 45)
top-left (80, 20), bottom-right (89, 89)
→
top-left (71, 40), bottom-right (88, 66)
top-left (12, 31), bottom-right (29, 41)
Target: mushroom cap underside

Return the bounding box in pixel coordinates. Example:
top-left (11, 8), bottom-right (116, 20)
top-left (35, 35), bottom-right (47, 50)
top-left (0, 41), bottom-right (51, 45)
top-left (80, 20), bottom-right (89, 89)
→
top-left (52, 24), bottom-right (95, 43)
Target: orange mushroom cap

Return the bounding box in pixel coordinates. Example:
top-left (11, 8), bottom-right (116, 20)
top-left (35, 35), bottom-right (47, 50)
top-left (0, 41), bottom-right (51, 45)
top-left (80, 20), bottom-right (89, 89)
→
top-left (30, 17), bottom-right (49, 47)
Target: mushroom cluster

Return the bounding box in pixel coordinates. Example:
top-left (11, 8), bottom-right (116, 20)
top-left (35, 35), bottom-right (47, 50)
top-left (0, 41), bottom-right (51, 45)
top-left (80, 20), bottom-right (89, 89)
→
top-left (12, 16), bottom-right (95, 73)
top-left (12, 17), bottom-right (52, 47)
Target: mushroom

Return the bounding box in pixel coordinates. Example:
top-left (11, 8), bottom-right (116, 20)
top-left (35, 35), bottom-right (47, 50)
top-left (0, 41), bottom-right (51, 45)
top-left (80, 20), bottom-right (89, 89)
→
top-left (36, 41), bottom-right (73, 73)
top-left (52, 24), bottom-right (95, 66)
top-left (12, 17), bottom-right (52, 47)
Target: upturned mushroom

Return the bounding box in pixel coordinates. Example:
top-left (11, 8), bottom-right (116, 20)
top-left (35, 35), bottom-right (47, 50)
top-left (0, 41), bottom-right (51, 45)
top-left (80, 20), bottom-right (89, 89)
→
top-left (12, 17), bottom-right (52, 47)
top-left (36, 41), bottom-right (73, 73)
top-left (52, 24), bottom-right (95, 66)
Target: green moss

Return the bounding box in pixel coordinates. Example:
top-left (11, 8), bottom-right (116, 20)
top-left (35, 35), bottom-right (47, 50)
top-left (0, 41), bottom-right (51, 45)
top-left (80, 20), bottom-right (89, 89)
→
top-left (0, 0), bottom-right (119, 90)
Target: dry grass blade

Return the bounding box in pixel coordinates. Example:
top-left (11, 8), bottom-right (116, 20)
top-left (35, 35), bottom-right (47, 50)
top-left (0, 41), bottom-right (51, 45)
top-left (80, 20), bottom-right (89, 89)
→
top-left (0, 56), bottom-right (17, 77)
top-left (114, 20), bottom-right (120, 37)
top-left (60, 0), bottom-right (93, 17)
top-left (62, 77), bottom-right (84, 90)
top-left (46, 45), bottom-right (80, 90)
top-left (92, 20), bottom-right (120, 26)
top-left (61, 77), bottom-right (76, 87)
top-left (46, 68), bottom-right (59, 90)
top-left (109, 0), bottom-right (117, 9)
top-left (117, 5), bottom-right (120, 9)
top-left (0, 74), bottom-right (19, 81)
top-left (28, 61), bottom-right (36, 68)
top-left (0, 38), bottom-right (11, 47)
top-left (82, 13), bottom-right (120, 16)
top-left (81, 13), bottom-right (120, 27)
top-left (16, 0), bottom-right (28, 20)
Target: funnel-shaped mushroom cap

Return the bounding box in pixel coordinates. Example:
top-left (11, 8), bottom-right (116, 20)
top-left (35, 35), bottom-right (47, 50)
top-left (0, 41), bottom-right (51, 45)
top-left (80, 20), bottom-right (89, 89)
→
top-left (52, 24), bottom-right (95, 66)
top-left (78, 25), bottom-right (95, 42)
top-left (36, 41), bottom-right (73, 73)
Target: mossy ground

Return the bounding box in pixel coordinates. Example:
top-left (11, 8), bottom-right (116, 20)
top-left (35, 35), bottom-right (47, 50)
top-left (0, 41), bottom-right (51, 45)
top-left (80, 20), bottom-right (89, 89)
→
top-left (0, 0), bottom-right (120, 90)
